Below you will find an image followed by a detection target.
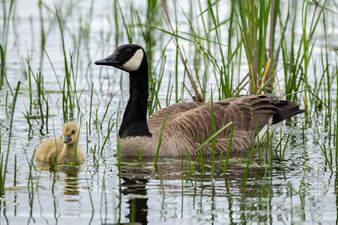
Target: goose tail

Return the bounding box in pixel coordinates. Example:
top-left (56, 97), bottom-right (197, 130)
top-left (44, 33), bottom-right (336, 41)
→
top-left (272, 99), bottom-right (304, 124)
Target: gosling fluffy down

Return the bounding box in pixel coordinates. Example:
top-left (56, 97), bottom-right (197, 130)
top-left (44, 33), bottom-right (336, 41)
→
top-left (35, 121), bottom-right (85, 164)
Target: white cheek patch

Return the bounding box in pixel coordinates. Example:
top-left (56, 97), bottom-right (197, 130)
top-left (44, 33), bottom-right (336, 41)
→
top-left (122, 49), bottom-right (144, 72)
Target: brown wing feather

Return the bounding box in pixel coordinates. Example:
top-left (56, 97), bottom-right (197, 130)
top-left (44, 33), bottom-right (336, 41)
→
top-left (147, 95), bottom-right (302, 154)
top-left (148, 102), bottom-right (203, 130)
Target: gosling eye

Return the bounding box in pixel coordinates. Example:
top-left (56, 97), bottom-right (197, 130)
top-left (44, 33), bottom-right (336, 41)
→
top-left (71, 130), bottom-right (76, 134)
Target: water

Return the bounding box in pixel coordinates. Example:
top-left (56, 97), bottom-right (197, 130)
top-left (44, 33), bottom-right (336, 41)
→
top-left (0, 0), bottom-right (337, 224)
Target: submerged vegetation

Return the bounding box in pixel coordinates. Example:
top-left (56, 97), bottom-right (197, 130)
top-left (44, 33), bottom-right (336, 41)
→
top-left (0, 0), bottom-right (337, 224)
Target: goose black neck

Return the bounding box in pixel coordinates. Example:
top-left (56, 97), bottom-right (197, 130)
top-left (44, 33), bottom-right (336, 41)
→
top-left (119, 57), bottom-right (151, 138)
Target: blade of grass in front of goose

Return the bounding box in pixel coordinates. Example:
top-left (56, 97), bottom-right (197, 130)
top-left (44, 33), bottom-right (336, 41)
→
top-left (154, 113), bottom-right (168, 170)
top-left (210, 90), bottom-right (216, 176)
top-left (199, 130), bottom-right (228, 175)
top-left (195, 121), bottom-right (233, 154)
top-left (223, 124), bottom-right (234, 173)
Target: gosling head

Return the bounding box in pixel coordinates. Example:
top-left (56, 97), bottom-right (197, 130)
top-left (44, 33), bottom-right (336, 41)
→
top-left (94, 44), bottom-right (145, 73)
top-left (63, 121), bottom-right (79, 145)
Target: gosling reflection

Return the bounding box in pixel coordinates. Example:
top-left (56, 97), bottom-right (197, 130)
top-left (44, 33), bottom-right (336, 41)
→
top-left (35, 163), bottom-right (81, 197)
top-left (62, 166), bottom-right (80, 196)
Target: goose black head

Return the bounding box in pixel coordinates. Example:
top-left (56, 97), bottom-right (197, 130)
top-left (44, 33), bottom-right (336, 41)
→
top-left (95, 44), bottom-right (145, 73)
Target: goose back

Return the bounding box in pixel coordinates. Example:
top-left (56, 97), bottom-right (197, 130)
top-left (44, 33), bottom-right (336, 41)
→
top-left (119, 95), bottom-right (303, 157)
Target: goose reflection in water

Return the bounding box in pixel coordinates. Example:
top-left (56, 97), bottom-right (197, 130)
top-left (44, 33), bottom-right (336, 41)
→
top-left (117, 154), bottom-right (272, 225)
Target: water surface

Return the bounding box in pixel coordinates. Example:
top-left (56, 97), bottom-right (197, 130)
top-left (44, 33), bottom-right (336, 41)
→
top-left (0, 0), bottom-right (337, 224)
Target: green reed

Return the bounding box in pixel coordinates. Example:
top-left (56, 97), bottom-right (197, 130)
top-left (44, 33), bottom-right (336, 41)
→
top-left (145, 0), bottom-right (161, 84)
top-left (149, 50), bottom-right (166, 113)
top-left (154, 113), bottom-right (168, 169)
top-left (13, 154), bottom-right (17, 187)
top-left (223, 124), bottom-right (234, 173)
top-left (0, 0), bottom-right (337, 222)
top-left (24, 58), bottom-right (50, 132)
top-left (0, 82), bottom-right (20, 196)
top-left (55, 5), bottom-right (83, 122)
top-left (234, 0), bottom-right (275, 94)
top-left (117, 0), bottom-right (133, 43)
top-left (100, 118), bottom-right (115, 156)
top-left (0, 44), bottom-right (5, 88)
top-left (336, 57), bottom-right (338, 164)
top-left (38, 0), bottom-right (46, 68)
top-left (0, 129), bottom-right (2, 196)
top-left (89, 83), bottom-right (94, 133)
top-left (0, 0), bottom-right (16, 88)
top-left (210, 91), bottom-right (216, 175)
top-left (99, 94), bottom-right (116, 130)
top-left (207, 0), bottom-right (235, 98)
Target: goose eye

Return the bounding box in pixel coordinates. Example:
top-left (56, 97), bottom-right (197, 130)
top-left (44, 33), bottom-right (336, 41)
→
top-left (126, 48), bottom-right (132, 53)
top-left (71, 130), bottom-right (76, 134)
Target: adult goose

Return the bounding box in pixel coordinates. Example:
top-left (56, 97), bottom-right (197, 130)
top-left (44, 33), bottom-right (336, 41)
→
top-left (95, 44), bottom-right (303, 157)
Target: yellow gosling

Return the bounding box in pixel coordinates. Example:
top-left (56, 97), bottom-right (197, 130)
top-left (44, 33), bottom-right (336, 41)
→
top-left (35, 121), bottom-right (85, 164)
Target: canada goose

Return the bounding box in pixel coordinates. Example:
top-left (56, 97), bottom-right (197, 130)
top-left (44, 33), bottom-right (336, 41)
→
top-left (95, 44), bottom-right (304, 157)
top-left (35, 121), bottom-right (85, 164)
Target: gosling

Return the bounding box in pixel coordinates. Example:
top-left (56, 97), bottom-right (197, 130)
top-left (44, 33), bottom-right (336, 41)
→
top-left (35, 121), bottom-right (85, 164)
